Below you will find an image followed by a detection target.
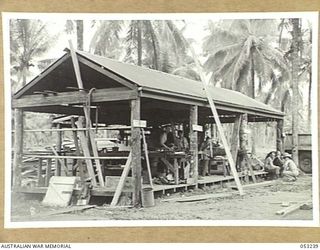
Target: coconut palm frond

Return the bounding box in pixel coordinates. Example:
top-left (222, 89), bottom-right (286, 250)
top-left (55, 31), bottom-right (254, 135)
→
top-left (202, 26), bottom-right (238, 53)
top-left (264, 70), bottom-right (280, 104)
top-left (89, 20), bottom-right (123, 57)
top-left (203, 51), bottom-right (226, 72)
top-left (165, 20), bottom-right (188, 50)
top-left (260, 42), bottom-right (288, 69)
top-left (252, 19), bottom-right (278, 37)
top-left (214, 52), bottom-right (240, 78)
top-left (172, 66), bottom-right (200, 81)
top-left (144, 21), bottom-right (161, 70)
top-left (232, 39), bottom-right (252, 88)
top-left (229, 20), bottom-right (251, 37)
top-left (10, 19), bottom-right (54, 86)
top-left (159, 50), bottom-right (175, 73)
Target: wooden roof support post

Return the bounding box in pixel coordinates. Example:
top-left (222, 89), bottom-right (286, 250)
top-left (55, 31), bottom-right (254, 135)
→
top-left (68, 40), bottom-right (104, 186)
top-left (230, 115), bottom-right (241, 166)
top-left (276, 119), bottom-right (284, 153)
top-left (188, 45), bottom-right (244, 195)
top-left (55, 123), bottom-right (62, 176)
top-left (131, 97), bottom-right (142, 207)
top-left (13, 108), bottom-right (23, 188)
top-left (189, 105), bottom-right (199, 183)
top-left (239, 114), bottom-right (257, 183)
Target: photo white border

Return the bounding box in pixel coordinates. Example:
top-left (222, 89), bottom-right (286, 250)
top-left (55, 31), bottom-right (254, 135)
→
top-left (2, 11), bottom-right (319, 228)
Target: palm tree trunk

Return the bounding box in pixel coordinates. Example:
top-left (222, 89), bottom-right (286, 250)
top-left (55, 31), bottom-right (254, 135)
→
top-left (290, 18), bottom-right (301, 165)
top-left (308, 27), bottom-right (312, 124)
top-left (150, 32), bottom-right (159, 70)
top-left (137, 21), bottom-right (142, 66)
top-left (250, 55), bottom-right (256, 155)
top-left (76, 20), bottom-right (84, 50)
top-left (278, 19), bottom-right (285, 48)
top-left (22, 66), bottom-right (27, 86)
top-left (251, 55), bottom-right (255, 99)
top-left (308, 69), bottom-right (312, 124)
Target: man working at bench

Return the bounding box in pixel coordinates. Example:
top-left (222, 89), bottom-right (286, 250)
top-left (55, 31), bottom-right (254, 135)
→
top-left (159, 125), bottom-right (175, 150)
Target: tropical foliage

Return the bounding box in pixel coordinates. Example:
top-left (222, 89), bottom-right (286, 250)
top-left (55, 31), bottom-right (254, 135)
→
top-left (202, 20), bottom-right (289, 100)
top-left (10, 19), bottom-right (54, 91)
top-left (9, 17), bottom-right (313, 151)
top-left (88, 20), bottom-right (199, 79)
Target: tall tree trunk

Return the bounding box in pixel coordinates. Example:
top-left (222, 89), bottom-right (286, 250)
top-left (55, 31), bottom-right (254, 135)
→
top-left (76, 20), bottom-right (84, 50)
top-left (22, 66), bottom-right (27, 86)
top-left (278, 19), bottom-right (285, 49)
top-left (308, 27), bottom-right (312, 125)
top-left (250, 55), bottom-right (256, 155)
top-left (239, 114), bottom-right (249, 173)
top-left (251, 55), bottom-right (255, 99)
top-left (150, 33), bottom-right (159, 70)
top-left (290, 18), bottom-right (301, 165)
top-left (308, 69), bottom-right (312, 125)
top-left (137, 21), bottom-right (142, 66)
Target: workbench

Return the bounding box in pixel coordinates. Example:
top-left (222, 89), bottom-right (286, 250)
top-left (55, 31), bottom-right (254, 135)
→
top-left (149, 150), bottom-right (189, 184)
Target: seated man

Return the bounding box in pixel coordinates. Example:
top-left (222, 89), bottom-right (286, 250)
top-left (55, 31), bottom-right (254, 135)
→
top-left (282, 152), bottom-right (299, 181)
top-left (264, 151), bottom-right (280, 180)
top-left (273, 150), bottom-right (284, 177)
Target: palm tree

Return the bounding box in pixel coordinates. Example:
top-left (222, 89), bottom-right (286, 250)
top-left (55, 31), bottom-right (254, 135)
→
top-left (203, 20), bottom-right (288, 99)
top-left (89, 20), bottom-right (124, 59)
top-left (124, 20), bottom-right (160, 69)
top-left (124, 20), bottom-right (190, 72)
top-left (290, 18), bottom-right (302, 164)
top-left (88, 19), bottom-right (199, 80)
top-left (202, 19), bottom-right (290, 157)
top-left (10, 19), bottom-right (53, 88)
top-left (276, 19), bottom-right (312, 130)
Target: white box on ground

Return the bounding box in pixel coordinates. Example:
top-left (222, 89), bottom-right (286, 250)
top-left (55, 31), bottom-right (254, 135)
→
top-left (42, 176), bottom-right (79, 207)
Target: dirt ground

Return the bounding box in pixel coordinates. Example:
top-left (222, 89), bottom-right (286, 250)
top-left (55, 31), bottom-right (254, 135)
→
top-left (11, 174), bottom-right (313, 222)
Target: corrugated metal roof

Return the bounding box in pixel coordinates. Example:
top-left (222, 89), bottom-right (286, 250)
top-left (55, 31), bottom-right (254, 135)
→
top-left (77, 51), bottom-right (283, 117)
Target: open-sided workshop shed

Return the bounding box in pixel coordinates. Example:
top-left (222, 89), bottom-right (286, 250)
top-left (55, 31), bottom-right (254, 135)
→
top-left (12, 49), bottom-right (285, 206)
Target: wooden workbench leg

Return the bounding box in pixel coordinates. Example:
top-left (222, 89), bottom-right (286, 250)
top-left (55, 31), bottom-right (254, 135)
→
top-left (45, 158), bottom-right (52, 187)
top-left (131, 98), bottom-right (142, 207)
top-left (37, 158), bottom-right (43, 187)
top-left (189, 105), bottom-right (198, 182)
top-left (55, 123), bottom-right (62, 176)
top-left (13, 108), bottom-right (23, 188)
top-left (173, 158), bottom-right (179, 184)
